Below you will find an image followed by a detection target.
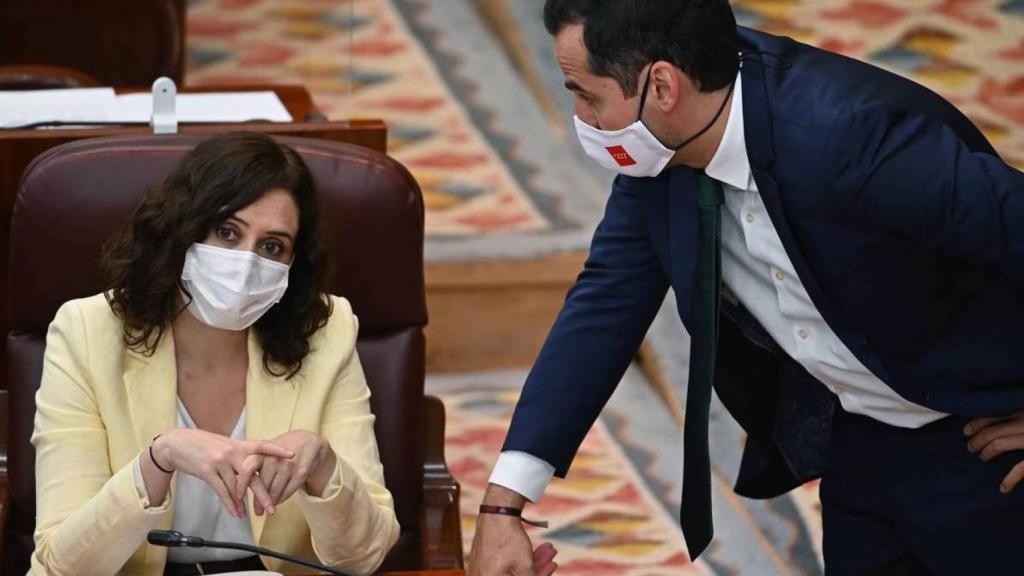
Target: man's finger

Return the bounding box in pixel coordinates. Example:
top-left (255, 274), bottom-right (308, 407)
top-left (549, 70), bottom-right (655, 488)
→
top-left (534, 543), bottom-right (557, 564)
top-left (964, 416), bottom-right (1009, 436)
top-left (968, 420), bottom-right (1024, 453)
top-left (979, 434), bottom-right (1024, 462)
top-left (537, 561), bottom-right (559, 576)
top-left (1001, 461), bottom-right (1024, 494)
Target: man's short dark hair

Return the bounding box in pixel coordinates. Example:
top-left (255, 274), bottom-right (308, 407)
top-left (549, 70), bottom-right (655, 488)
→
top-left (544, 0), bottom-right (740, 96)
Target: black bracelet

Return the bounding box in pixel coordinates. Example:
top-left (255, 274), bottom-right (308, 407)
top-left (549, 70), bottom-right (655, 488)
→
top-left (149, 435), bottom-right (174, 474)
top-left (479, 504), bottom-right (549, 528)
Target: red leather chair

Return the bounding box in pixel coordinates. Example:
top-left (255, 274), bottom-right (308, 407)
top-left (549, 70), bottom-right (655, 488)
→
top-left (0, 0), bottom-right (185, 87)
top-left (0, 134), bottom-right (462, 574)
top-left (0, 65), bottom-right (100, 91)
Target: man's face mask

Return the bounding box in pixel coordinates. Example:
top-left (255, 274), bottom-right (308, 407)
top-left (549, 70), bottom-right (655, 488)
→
top-left (574, 64), bottom-right (735, 177)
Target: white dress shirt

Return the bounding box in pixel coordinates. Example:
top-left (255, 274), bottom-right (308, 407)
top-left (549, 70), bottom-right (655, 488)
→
top-left (168, 399), bottom-right (255, 562)
top-left (490, 73), bottom-right (947, 503)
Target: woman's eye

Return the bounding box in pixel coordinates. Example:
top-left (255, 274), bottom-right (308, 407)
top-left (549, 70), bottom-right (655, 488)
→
top-left (215, 226), bottom-right (236, 240)
top-left (261, 241), bottom-right (283, 256)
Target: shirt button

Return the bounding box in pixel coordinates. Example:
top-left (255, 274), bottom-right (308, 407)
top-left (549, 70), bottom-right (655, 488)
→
top-left (774, 270), bottom-right (786, 282)
top-left (745, 213), bottom-right (755, 224)
top-left (798, 329), bottom-right (809, 340)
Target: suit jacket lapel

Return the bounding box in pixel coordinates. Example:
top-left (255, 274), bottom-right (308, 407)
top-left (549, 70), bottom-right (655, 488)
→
top-left (123, 332), bottom-right (178, 458)
top-left (741, 52), bottom-right (887, 381)
top-left (245, 330), bottom-right (300, 544)
top-left (122, 331), bottom-right (178, 570)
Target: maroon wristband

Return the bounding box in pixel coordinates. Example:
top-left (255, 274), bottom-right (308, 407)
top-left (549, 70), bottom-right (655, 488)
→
top-left (479, 504), bottom-right (549, 528)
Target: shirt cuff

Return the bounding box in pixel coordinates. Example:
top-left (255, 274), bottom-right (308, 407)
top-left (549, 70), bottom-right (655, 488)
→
top-left (132, 455), bottom-right (172, 511)
top-left (488, 451), bottom-right (555, 503)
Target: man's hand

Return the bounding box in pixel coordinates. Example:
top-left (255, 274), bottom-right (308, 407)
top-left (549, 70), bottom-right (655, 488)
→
top-left (468, 484), bottom-right (558, 576)
top-left (965, 411), bottom-right (1024, 492)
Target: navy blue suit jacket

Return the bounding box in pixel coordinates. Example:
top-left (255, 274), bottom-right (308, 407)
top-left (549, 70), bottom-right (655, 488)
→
top-left (503, 28), bottom-right (1024, 498)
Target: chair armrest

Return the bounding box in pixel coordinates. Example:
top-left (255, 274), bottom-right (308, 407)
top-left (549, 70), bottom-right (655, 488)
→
top-left (0, 388), bottom-right (7, 568)
top-left (0, 472), bottom-right (7, 570)
top-left (419, 395), bottom-right (464, 570)
top-left (0, 65), bottom-right (100, 90)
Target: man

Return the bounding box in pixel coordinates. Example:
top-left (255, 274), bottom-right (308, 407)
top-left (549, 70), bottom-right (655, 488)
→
top-left (469, 1), bottom-right (1024, 575)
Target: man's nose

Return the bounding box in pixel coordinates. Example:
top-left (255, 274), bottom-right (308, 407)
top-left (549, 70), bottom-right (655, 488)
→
top-left (575, 103), bottom-right (598, 128)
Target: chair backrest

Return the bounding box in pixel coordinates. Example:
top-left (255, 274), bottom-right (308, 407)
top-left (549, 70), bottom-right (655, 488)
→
top-left (0, 0), bottom-right (185, 86)
top-left (4, 134), bottom-right (427, 573)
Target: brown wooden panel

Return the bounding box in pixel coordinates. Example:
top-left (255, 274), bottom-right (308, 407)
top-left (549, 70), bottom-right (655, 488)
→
top-left (424, 252), bottom-right (588, 372)
top-left (0, 0), bottom-right (185, 87)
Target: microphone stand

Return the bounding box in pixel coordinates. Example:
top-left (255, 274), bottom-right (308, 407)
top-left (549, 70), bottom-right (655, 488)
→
top-left (148, 530), bottom-right (358, 576)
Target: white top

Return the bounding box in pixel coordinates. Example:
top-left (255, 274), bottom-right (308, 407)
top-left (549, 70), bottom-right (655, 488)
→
top-left (490, 72), bottom-right (947, 503)
top-left (168, 399), bottom-right (255, 563)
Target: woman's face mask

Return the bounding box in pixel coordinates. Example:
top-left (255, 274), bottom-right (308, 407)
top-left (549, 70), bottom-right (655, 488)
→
top-left (180, 242), bottom-right (291, 331)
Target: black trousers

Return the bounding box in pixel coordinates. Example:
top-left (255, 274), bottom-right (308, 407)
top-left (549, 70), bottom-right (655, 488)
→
top-left (821, 408), bottom-right (1024, 575)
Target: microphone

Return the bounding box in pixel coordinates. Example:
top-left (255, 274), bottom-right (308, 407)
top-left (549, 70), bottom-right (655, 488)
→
top-left (147, 530), bottom-right (357, 576)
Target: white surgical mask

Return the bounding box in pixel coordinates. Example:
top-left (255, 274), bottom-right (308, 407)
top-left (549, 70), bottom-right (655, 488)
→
top-left (180, 243), bottom-right (291, 331)
top-left (574, 64), bottom-right (735, 178)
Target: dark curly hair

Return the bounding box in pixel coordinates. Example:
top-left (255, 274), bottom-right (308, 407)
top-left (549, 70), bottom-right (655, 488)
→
top-left (102, 131), bottom-right (332, 378)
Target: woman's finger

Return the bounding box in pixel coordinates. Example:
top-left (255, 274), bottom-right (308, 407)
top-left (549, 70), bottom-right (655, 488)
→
top-left (279, 473), bottom-right (306, 505)
top-left (234, 455), bottom-right (264, 502)
top-left (268, 463), bottom-right (290, 505)
top-left (245, 440), bottom-right (295, 460)
top-left (217, 463), bottom-right (244, 517)
top-left (260, 462), bottom-right (279, 502)
top-left (248, 474), bottom-right (276, 515)
top-left (202, 466), bottom-right (241, 518)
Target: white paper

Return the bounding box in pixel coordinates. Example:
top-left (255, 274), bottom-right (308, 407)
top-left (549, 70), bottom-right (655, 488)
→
top-left (0, 88), bottom-right (120, 128)
top-left (115, 91), bottom-right (293, 123)
top-left (0, 88), bottom-right (293, 129)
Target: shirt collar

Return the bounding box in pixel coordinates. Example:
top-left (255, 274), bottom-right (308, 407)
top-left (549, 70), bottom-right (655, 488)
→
top-left (703, 72), bottom-right (751, 190)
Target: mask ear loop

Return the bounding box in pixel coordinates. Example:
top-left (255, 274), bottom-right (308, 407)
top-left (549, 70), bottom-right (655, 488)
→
top-left (670, 76), bottom-right (736, 151)
top-left (636, 64), bottom-right (656, 123)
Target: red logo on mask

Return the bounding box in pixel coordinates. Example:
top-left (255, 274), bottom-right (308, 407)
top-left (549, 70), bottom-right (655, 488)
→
top-left (606, 145), bottom-right (637, 167)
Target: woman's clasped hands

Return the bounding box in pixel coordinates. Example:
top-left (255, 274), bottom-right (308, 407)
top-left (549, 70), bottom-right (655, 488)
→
top-left (151, 428), bottom-right (336, 517)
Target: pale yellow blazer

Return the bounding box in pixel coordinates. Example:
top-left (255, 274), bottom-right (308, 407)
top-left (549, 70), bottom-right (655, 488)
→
top-left (30, 294), bottom-right (400, 576)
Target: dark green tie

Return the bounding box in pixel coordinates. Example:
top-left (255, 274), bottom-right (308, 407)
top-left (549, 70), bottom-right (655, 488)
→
top-left (680, 172), bottom-right (724, 559)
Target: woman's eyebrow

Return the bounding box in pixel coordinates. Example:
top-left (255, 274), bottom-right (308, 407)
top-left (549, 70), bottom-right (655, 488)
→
top-left (226, 215), bottom-right (250, 228)
top-left (266, 230), bottom-right (295, 242)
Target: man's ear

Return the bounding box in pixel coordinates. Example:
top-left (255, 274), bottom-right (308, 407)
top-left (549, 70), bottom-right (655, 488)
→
top-left (650, 61), bottom-right (690, 114)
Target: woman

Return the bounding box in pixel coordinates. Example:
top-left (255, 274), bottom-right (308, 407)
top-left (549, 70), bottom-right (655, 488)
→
top-left (31, 132), bottom-right (400, 575)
